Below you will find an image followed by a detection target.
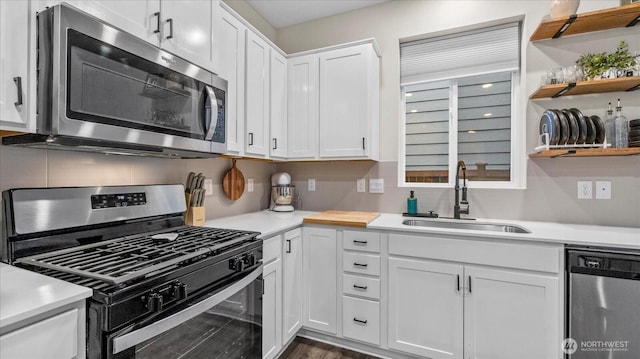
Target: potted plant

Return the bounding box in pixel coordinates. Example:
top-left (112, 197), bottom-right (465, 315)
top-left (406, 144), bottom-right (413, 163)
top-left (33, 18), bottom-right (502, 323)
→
top-left (576, 41), bottom-right (636, 80)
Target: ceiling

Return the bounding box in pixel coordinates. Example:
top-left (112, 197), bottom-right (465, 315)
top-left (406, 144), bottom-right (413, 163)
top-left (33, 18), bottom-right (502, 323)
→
top-left (246, 0), bottom-right (389, 29)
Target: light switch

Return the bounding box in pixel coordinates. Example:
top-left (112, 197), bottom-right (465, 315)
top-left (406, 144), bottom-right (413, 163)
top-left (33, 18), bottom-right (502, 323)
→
top-left (595, 181), bottom-right (611, 200)
top-left (204, 179), bottom-right (213, 196)
top-left (357, 179), bottom-right (366, 193)
top-left (369, 179), bottom-right (384, 193)
top-left (308, 178), bottom-right (316, 191)
top-left (247, 178), bottom-right (254, 192)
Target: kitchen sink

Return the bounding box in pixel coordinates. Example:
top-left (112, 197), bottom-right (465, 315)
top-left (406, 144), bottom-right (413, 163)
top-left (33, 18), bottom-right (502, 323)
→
top-left (402, 219), bottom-right (531, 234)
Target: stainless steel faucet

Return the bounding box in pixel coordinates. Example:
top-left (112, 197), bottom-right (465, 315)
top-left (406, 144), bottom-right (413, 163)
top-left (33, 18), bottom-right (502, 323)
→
top-left (454, 160), bottom-right (469, 219)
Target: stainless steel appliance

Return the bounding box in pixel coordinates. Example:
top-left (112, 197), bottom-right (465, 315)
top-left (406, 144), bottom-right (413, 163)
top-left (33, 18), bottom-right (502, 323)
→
top-left (1, 185), bottom-right (261, 359)
top-left (270, 172), bottom-right (295, 212)
top-left (566, 247), bottom-right (640, 358)
top-left (2, 3), bottom-right (227, 158)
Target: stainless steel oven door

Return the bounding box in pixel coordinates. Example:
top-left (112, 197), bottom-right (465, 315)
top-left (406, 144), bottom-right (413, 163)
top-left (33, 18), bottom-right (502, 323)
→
top-left (110, 265), bottom-right (262, 359)
top-left (39, 4), bottom-right (227, 154)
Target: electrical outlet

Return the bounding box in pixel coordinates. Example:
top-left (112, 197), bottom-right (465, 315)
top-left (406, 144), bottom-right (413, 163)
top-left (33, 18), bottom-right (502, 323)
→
top-left (577, 181), bottom-right (592, 199)
top-left (204, 179), bottom-right (213, 196)
top-left (357, 179), bottom-right (366, 193)
top-left (308, 178), bottom-right (316, 191)
top-left (369, 178), bottom-right (384, 193)
top-left (595, 181), bottom-right (611, 200)
top-left (247, 178), bottom-right (254, 192)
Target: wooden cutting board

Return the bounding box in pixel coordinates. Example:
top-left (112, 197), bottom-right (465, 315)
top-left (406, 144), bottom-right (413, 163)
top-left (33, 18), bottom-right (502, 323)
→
top-left (303, 211), bottom-right (380, 228)
top-left (222, 159), bottom-right (245, 201)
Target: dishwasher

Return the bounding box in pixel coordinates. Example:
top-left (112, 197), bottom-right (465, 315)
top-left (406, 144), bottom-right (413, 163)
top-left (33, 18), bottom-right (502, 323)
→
top-left (566, 247), bottom-right (640, 358)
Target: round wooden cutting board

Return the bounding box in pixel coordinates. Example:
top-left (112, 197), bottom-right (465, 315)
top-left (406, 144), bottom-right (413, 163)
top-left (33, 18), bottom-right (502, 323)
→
top-left (222, 159), bottom-right (245, 200)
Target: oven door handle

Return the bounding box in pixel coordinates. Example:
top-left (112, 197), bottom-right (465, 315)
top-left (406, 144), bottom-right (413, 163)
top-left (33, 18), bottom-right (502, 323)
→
top-left (203, 85), bottom-right (218, 141)
top-left (112, 264), bottom-right (263, 354)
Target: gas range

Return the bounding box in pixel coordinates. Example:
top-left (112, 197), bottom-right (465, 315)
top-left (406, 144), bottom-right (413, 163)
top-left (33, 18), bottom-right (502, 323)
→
top-left (2, 185), bottom-right (263, 359)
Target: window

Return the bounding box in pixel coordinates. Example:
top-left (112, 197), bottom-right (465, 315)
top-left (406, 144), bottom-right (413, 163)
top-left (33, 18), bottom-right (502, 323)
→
top-left (399, 22), bottom-right (523, 188)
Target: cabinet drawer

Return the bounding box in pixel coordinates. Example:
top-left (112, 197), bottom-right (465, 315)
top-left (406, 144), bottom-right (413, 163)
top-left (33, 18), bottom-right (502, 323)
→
top-left (342, 274), bottom-right (380, 300)
top-left (0, 309), bottom-right (78, 359)
top-left (343, 231), bottom-right (380, 253)
top-left (263, 235), bottom-right (282, 264)
top-left (343, 252), bottom-right (380, 276)
top-left (342, 296), bottom-right (380, 345)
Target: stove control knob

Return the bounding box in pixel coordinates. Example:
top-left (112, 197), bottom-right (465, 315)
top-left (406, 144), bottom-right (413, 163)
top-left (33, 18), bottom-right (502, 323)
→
top-left (229, 257), bottom-right (244, 272)
top-left (146, 293), bottom-right (163, 313)
top-left (243, 253), bottom-right (255, 267)
top-left (174, 283), bottom-right (188, 300)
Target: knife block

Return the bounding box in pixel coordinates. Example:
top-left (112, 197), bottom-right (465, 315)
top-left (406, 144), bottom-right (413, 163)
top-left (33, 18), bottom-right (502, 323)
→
top-left (185, 193), bottom-right (205, 226)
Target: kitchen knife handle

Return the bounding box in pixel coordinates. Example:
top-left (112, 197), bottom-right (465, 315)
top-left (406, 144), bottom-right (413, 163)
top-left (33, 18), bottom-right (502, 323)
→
top-left (286, 239), bottom-right (291, 253)
top-left (166, 18), bottom-right (173, 39)
top-left (153, 12), bottom-right (160, 34)
top-left (13, 77), bottom-right (23, 106)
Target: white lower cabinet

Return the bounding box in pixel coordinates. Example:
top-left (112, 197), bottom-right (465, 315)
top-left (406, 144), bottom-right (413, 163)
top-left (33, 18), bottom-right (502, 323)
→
top-left (0, 308), bottom-right (80, 359)
top-left (388, 255), bottom-right (559, 359)
top-left (342, 296), bottom-right (380, 346)
top-left (282, 228), bottom-right (303, 344)
top-left (262, 237), bottom-right (282, 359)
top-left (302, 227), bottom-right (337, 334)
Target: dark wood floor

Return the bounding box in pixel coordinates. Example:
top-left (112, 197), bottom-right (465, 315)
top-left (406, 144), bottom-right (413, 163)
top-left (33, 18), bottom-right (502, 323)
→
top-left (279, 337), bottom-right (381, 359)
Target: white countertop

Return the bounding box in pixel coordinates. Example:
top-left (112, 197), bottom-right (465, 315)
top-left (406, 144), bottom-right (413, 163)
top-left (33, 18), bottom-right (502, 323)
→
top-left (368, 214), bottom-right (640, 250)
top-left (204, 210), bottom-right (318, 238)
top-left (0, 263), bottom-right (92, 329)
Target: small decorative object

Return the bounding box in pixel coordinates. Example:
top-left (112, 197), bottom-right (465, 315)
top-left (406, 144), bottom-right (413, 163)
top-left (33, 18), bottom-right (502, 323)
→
top-left (576, 41), bottom-right (636, 80)
top-left (549, 0), bottom-right (580, 18)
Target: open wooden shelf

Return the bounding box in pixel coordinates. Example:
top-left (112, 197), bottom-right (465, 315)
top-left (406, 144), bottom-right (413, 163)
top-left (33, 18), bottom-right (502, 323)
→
top-left (529, 147), bottom-right (640, 158)
top-left (529, 76), bottom-right (640, 99)
top-left (530, 3), bottom-right (640, 41)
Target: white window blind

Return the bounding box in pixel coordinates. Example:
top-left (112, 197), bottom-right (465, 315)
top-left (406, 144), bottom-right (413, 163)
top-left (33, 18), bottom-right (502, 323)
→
top-left (400, 23), bottom-right (520, 85)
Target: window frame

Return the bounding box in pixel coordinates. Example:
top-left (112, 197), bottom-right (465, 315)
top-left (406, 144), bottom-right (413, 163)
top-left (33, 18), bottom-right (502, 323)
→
top-left (398, 69), bottom-right (525, 189)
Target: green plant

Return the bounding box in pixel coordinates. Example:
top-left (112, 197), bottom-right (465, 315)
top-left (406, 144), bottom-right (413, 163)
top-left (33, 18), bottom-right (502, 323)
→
top-left (576, 41), bottom-right (636, 80)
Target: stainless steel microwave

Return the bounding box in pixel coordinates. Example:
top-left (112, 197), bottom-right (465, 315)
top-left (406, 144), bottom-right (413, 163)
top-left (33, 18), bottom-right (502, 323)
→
top-left (3, 3), bottom-right (227, 158)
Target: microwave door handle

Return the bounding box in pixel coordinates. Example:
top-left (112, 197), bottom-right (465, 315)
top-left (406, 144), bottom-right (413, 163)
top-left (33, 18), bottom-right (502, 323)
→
top-left (203, 85), bottom-right (218, 141)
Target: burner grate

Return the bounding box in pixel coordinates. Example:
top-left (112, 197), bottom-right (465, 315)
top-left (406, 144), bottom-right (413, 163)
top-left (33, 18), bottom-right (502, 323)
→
top-left (16, 226), bottom-right (258, 285)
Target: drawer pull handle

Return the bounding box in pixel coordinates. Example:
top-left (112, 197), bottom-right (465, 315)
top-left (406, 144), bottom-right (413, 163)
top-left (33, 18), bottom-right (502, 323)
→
top-left (353, 240), bottom-right (368, 245)
top-left (456, 274), bottom-right (460, 292)
top-left (353, 262), bottom-right (368, 268)
top-left (286, 239), bottom-right (291, 253)
top-left (13, 77), bottom-right (23, 106)
top-left (353, 317), bottom-right (368, 325)
top-left (353, 284), bottom-right (368, 290)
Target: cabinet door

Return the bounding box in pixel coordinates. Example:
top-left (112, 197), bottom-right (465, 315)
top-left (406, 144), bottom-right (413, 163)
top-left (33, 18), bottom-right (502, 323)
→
top-left (0, 0), bottom-right (31, 133)
top-left (287, 55), bottom-right (318, 158)
top-left (245, 31), bottom-right (269, 157)
top-left (303, 227), bottom-right (337, 334)
top-left (388, 257), bottom-right (464, 359)
top-left (62, 0), bottom-right (161, 46)
top-left (269, 50), bottom-right (288, 158)
top-left (217, 7), bottom-right (246, 154)
top-left (463, 266), bottom-right (559, 359)
top-left (318, 44), bottom-right (375, 158)
top-left (160, 0), bottom-right (214, 71)
top-left (282, 228), bottom-right (302, 344)
top-left (262, 258), bottom-right (282, 359)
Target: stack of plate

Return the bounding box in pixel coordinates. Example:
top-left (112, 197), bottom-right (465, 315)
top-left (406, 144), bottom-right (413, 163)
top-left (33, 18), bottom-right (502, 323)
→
top-left (539, 108), bottom-right (605, 146)
top-left (630, 119), bottom-right (640, 147)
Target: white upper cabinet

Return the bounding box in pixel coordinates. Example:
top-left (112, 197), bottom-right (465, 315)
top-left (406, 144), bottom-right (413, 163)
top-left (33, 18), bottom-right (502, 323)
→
top-left (0, 0), bottom-right (33, 133)
top-left (287, 55), bottom-right (319, 159)
top-left (59, 0), bottom-right (215, 71)
top-left (217, 6), bottom-right (246, 154)
top-left (245, 31), bottom-right (270, 157)
top-left (159, 1), bottom-right (215, 71)
top-left (288, 40), bottom-right (380, 160)
top-left (319, 44), bottom-right (379, 159)
top-left (270, 50), bottom-right (288, 159)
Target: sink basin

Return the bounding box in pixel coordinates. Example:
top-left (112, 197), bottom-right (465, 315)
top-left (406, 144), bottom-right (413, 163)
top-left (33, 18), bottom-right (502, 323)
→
top-left (402, 219), bottom-right (531, 234)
